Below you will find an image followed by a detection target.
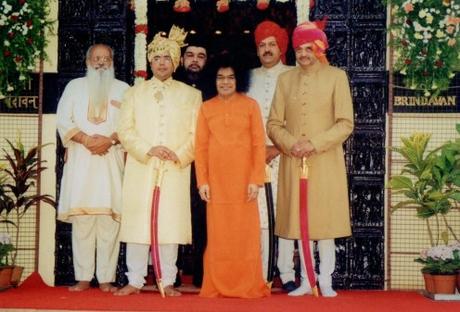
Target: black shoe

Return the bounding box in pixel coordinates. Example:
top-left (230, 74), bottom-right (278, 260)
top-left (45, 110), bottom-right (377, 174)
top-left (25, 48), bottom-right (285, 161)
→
top-left (192, 277), bottom-right (202, 288)
top-left (282, 281), bottom-right (297, 292)
top-left (173, 273), bottom-right (182, 288)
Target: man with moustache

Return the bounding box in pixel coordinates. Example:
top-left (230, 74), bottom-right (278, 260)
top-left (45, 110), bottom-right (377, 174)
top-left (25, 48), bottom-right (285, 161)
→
top-left (56, 44), bottom-right (129, 292)
top-left (246, 20), bottom-right (297, 292)
top-left (115, 26), bottom-right (201, 297)
top-left (267, 21), bottom-right (354, 297)
top-left (174, 35), bottom-right (212, 288)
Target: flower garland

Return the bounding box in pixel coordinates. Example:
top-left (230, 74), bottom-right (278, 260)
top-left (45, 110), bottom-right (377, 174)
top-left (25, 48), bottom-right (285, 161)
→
top-left (0, 0), bottom-right (53, 98)
top-left (389, 0), bottom-right (460, 96)
top-left (133, 0), bottom-right (148, 85)
top-left (296, 0), bottom-right (310, 24)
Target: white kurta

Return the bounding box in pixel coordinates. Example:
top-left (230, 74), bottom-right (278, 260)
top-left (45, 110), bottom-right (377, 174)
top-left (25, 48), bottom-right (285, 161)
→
top-left (118, 77), bottom-right (202, 245)
top-left (56, 77), bottom-right (129, 222)
top-left (247, 62), bottom-right (292, 229)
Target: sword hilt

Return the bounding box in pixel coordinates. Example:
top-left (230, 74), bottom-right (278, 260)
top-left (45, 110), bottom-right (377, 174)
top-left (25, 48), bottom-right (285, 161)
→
top-left (264, 164), bottom-right (271, 183)
top-left (155, 160), bottom-right (167, 187)
top-left (301, 157), bottom-right (309, 178)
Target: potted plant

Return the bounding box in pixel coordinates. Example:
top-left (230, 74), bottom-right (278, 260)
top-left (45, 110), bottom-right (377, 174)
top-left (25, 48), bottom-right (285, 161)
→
top-left (0, 232), bottom-right (14, 290)
top-left (0, 138), bottom-right (55, 287)
top-left (389, 124), bottom-right (460, 293)
top-left (415, 243), bottom-right (460, 294)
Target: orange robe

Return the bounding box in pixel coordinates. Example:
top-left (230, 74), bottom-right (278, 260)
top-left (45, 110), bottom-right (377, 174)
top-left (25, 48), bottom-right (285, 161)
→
top-left (195, 93), bottom-right (270, 298)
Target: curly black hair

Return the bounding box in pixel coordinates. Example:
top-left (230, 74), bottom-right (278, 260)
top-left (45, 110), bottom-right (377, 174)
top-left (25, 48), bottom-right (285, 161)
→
top-left (207, 51), bottom-right (250, 97)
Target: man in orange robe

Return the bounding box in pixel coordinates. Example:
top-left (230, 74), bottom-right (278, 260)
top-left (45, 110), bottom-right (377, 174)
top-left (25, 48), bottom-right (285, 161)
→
top-left (195, 58), bottom-right (270, 298)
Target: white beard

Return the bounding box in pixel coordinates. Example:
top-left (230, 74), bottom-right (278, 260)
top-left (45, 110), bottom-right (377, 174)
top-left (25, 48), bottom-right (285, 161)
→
top-left (86, 66), bottom-right (115, 114)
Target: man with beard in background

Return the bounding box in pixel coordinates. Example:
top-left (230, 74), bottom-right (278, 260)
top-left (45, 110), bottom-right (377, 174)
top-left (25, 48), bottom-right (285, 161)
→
top-left (56, 44), bottom-right (129, 292)
top-left (174, 35), bottom-right (212, 288)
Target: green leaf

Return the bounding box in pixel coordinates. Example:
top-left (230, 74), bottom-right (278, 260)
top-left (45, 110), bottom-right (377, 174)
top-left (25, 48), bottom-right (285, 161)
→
top-left (449, 191), bottom-right (460, 202)
top-left (389, 176), bottom-right (413, 190)
top-left (416, 206), bottom-right (436, 218)
top-left (427, 191), bottom-right (444, 201)
top-left (391, 200), bottom-right (417, 212)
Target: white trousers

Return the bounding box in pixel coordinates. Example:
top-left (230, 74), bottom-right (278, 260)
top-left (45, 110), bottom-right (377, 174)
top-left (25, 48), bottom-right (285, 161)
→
top-left (71, 215), bottom-right (120, 283)
top-left (260, 229), bottom-right (296, 283)
top-left (125, 243), bottom-right (178, 289)
top-left (298, 239), bottom-right (336, 287)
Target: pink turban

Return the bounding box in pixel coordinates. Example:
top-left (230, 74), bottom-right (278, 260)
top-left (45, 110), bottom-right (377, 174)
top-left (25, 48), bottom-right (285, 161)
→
top-left (292, 21), bottom-right (328, 52)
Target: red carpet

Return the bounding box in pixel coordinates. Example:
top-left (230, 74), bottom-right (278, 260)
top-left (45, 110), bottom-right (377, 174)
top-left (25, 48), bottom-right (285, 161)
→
top-left (1, 273), bottom-right (459, 312)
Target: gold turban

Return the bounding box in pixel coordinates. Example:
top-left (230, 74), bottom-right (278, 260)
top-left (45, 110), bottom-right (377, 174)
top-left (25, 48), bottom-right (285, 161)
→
top-left (147, 25), bottom-right (188, 71)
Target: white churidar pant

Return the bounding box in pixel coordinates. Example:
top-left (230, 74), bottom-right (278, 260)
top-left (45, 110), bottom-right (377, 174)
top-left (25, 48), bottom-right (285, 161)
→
top-left (125, 243), bottom-right (178, 289)
top-left (260, 229), bottom-right (296, 283)
top-left (298, 239), bottom-right (336, 287)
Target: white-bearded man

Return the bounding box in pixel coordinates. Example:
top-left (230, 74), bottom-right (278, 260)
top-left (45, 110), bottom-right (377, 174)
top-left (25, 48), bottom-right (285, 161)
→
top-left (56, 44), bottom-right (129, 292)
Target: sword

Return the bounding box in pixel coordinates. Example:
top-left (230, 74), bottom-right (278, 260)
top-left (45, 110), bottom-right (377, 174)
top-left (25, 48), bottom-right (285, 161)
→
top-left (299, 157), bottom-right (319, 297)
top-left (264, 164), bottom-right (276, 286)
top-left (150, 160), bottom-right (166, 298)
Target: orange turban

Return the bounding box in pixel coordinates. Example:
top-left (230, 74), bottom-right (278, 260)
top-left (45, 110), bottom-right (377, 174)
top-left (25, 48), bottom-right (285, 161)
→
top-left (254, 21), bottom-right (289, 64)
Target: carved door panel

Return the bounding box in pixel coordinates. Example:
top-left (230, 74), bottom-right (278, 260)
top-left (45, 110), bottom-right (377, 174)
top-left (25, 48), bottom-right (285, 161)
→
top-left (312, 0), bottom-right (386, 289)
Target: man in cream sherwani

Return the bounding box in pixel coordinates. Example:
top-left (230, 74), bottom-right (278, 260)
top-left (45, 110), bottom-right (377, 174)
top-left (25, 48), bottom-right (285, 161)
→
top-left (246, 20), bottom-right (296, 292)
top-left (56, 44), bottom-right (129, 292)
top-left (115, 26), bottom-right (202, 297)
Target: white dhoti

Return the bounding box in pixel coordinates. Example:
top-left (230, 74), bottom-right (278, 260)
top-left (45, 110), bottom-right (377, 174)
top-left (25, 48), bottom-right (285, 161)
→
top-left (72, 215), bottom-right (120, 283)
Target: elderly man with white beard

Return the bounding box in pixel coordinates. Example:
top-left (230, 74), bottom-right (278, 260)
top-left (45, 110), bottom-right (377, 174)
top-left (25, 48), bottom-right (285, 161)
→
top-left (56, 44), bottom-right (129, 292)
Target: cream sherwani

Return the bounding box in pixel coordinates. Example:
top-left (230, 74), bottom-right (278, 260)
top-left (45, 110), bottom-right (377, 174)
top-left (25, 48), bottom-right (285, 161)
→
top-left (247, 62), bottom-right (292, 229)
top-left (118, 77), bottom-right (201, 245)
top-left (247, 62), bottom-right (296, 284)
top-left (118, 77), bottom-right (201, 287)
top-left (56, 76), bottom-right (129, 283)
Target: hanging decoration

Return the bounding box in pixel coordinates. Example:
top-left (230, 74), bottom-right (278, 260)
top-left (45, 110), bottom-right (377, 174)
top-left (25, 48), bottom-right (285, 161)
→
top-left (133, 0), bottom-right (148, 84)
top-left (216, 0), bottom-right (230, 13)
top-left (296, 0), bottom-right (314, 24)
top-left (256, 0), bottom-right (270, 11)
top-left (0, 0), bottom-right (53, 98)
top-left (388, 0), bottom-right (460, 96)
top-left (173, 0), bottom-right (191, 13)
